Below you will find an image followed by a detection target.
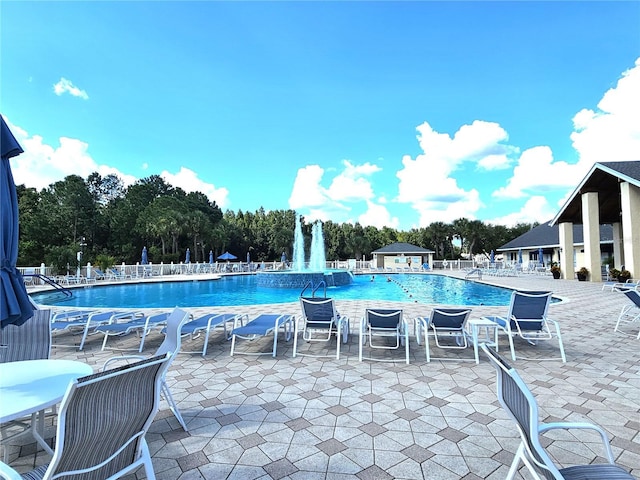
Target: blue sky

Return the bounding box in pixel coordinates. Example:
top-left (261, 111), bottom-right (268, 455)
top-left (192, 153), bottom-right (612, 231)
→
top-left (2, 1), bottom-right (639, 231)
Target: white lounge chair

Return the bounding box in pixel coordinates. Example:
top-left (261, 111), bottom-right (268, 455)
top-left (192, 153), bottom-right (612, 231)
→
top-left (230, 314), bottom-right (294, 357)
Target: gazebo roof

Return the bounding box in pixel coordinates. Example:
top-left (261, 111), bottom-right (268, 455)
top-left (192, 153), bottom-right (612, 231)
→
top-left (372, 242), bottom-right (434, 254)
top-left (551, 161), bottom-right (640, 225)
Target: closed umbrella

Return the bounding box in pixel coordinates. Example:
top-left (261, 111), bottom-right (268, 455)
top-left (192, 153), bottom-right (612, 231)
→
top-left (518, 249), bottom-right (523, 264)
top-left (141, 246), bottom-right (148, 265)
top-left (538, 247), bottom-right (544, 265)
top-left (246, 252), bottom-right (251, 264)
top-left (185, 248), bottom-right (190, 263)
top-left (489, 250), bottom-right (495, 264)
top-left (1, 116), bottom-right (34, 327)
top-left (209, 250), bottom-right (214, 264)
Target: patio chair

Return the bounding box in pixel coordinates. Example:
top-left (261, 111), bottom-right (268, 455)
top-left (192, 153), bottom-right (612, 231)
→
top-left (0, 309), bottom-right (52, 462)
top-left (415, 308), bottom-right (472, 362)
top-left (95, 311), bottom-right (169, 352)
top-left (484, 290), bottom-right (566, 363)
top-left (179, 312), bottom-right (245, 356)
top-left (614, 290), bottom-right (640, 339)
top-left (359, 308), bottom-right (408, 364)
top-left (0, 354), bottom-right (172, 480)
top-left (107, 267), bottom-right (131, 280)
top-left (230, 314), bottom-right (294, 357)
top-left (481, 344), bottom-right (634, 480)
top-left (102, 308), bottom-right (190, 431)
top-left (294, 297), bottom-right (349, 359)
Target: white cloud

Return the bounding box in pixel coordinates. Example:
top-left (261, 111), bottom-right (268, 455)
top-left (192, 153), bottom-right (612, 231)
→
top-left (288, 160), bottom-right (382, 222)
top-left (160, 167), bottom-right (230, 208)
top-left (570, 58), bottom-right (640, 165)
top-left (7, 119), bottom-right (136, 189)
top-left (53, 78), bottom-right (89, 100)
top-left (395, 120), bottom-right (509, 223)
top-left (492, 146), bottom-right (578, 199)
top-left (487, 196), bottom-right (556, 227)
top-left (358, 201), bottom-right (399, 229)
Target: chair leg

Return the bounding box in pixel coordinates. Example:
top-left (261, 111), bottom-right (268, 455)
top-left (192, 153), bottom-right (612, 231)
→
top-left (162, 381), bottom-right (188, 431)
top-left (140, 439), bottom-right (157, 480)
top-left (506, 443), bottom-right (524, 480)
top-left (554, 323), bottom-right (566, 363)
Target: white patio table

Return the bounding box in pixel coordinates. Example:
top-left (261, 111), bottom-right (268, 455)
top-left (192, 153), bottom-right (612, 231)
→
top-left (0, 359), bottom-right (93, 455)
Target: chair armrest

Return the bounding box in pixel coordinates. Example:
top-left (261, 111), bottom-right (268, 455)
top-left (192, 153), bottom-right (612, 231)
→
top-left (539, 422), bottom-right (616, 463)
top-left (0, 461), bottom-right (23, 480)
top-left (102, 354), bottom-right (145, 372)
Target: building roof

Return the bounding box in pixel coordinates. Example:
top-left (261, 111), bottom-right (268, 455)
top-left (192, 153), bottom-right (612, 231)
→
top-left (372, 242), bottom-right (434, 254)
top-left (551, 161), bottom-right (640, 225)
top-left (497, 222), bottom-right (613, 251)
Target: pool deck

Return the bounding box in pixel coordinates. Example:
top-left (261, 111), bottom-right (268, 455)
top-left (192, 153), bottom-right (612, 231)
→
top-left (6, 272), bottom-right (640, 479)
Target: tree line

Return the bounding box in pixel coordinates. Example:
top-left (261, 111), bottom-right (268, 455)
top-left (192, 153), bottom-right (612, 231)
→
top-left (16, 173), bottom-right (535, 274)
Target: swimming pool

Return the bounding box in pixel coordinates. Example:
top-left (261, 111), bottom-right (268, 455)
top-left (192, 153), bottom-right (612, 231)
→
top-left (32, 274), bottom-right (514, 308)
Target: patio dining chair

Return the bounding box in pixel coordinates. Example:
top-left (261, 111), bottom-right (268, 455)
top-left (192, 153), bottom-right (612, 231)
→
top-left (0, 354), bottom-right (172, 480)
top-left (294, 297), bottom-right (349, 359)
top-left (484, 290), bottom-right (566, 363)
top-left (359, 308), bottom-right (408, 364)
top-left (614, 289), bottom-right (640, 339)
top-left (415, 308), bottom-right (472, 362)
top-left (102, 308), bottom-right (190, 431)
top-left (481, 344), bottom-right (634, 480)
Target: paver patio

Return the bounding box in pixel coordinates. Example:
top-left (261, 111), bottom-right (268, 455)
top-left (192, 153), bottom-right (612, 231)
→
top-left (4, 273), bottom-right (640, 479)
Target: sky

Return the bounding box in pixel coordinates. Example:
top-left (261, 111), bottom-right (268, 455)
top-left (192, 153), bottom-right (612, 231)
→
top-left (2, 1), bottom-right (639, 232)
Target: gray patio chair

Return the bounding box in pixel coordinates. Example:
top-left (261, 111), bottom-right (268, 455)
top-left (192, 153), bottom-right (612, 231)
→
top-left (0, 354), bottom-right (172, 480)
top-left (102, 308), bottom-right (190, 431)
top-left (484, 290), bottom-right (566, 363)
top-left (614, 290), bottom-right (640, 339)
top-left (0, 309), bottom-right (52, 462)
top-left (358, 308), bottom-right (408, 364)
top-left (481, 344), bottom-right (634, 480)
top-left (415, 308), bottom-right (472, 362)
top-left (294, 297), bottom-right (349, 359)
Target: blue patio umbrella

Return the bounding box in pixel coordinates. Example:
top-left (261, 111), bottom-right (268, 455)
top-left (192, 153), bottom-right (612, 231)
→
top-left (489, 250), bottom-right (495, 264)
top-left (209, 250), bottom-right (214, 264)
top-left (218, 251), bottom-right (237, 261)
top-left (538, 247), bottom-right (544, 265)
top-left (141, 246), bottom-right (148, 265)
top-left (518, 249), bottom-right (523, 264)
top-left (247, 252), bottom-right (251, 264)
top-left (185, 248), bottom-right (191, 263)
top-left (281, 252), bottom-right (287, 263)
top-left (1, 116), bottom-right (34, 328)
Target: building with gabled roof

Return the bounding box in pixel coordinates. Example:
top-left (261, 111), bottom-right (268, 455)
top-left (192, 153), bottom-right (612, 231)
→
top-left (371, 242), bottom-right (435, 270)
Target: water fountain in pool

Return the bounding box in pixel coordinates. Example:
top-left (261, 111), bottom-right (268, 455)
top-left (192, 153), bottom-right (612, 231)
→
top-left (256, 215), bottom-right (352, 288)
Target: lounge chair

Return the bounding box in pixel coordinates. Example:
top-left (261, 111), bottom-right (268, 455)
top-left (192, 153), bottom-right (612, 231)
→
top-left (483, 290), bottom-right (566, 363)
top-left (0, 354), bottom-right (173, 480)
top-left (107, 267), bottom-right (131, 280)
top-left (358, 308), bottom-right (408, 364)
top-left (481, 344), bottom-right (634, 480)
top-left (103, 308), bottom-right (191, 431)
top-left (415, 308), bottom-right (472, 362)
top-left (179, 312), bottom-right (245, 356)
top-left (95, 311), bottom-right (170, 352)
top-left (92, 268), bottom-right (107, 280)
top-left (614, 290), bottom-right (640, 339)
top-left (51, 310), bottom-right (133, 350)
top-left (294, 297), bottom-right (349, 359)
top-left (230, 314), bottom-right (294, 357)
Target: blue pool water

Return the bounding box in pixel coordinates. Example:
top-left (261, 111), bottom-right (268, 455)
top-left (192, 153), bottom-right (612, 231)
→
top-left (32, 274), bottom-right (514, 308)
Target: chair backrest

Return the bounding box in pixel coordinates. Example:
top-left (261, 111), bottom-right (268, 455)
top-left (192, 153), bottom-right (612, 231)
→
top-left (155, 308), bottom-right (190, 357)
top-left (0, 309), bottom-right (51, 363)
top-left (366, 309), bottom-right (403, 329)
top-left (508, 291), bottom-right (552, 330)
top-left (623, 289), bottom-right (640, 308)
top-left (46, 354), bottom-right (171, 480)
top-left (300, 297), bottom-right (337, 325)
top-left (481, 345), bottom-right (561, 480)
top-left (430, 308), bottom-right (472, 329)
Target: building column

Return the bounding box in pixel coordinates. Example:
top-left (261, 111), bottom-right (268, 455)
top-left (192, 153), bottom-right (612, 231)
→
top-left (582, 192), bottom-right (601, 282)
top-left (620, 182), bottom-right (640, 278)
top-left (558, 222), bottom-right (573, 280)
top-left (612, 222), bottom-right (623, 269)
